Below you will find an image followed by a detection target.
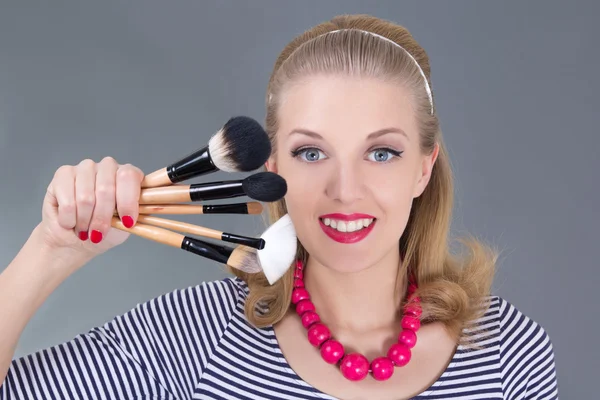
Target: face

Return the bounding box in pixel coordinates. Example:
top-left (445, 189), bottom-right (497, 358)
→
top-left (266, 75), bottom-right (438, 272)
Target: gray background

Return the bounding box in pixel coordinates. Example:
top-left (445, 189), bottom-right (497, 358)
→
top-left (0, 1), bottom-right (597, 398)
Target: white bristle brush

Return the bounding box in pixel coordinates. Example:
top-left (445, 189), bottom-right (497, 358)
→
top-left (112, 213), bottom-right (297, 283)
top-left (257, 213), bottom-right (297, 285)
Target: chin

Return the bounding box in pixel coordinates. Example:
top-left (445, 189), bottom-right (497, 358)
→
top-left (311, 250), bottom-right (383, 274)
top-left (297, 216), bottom-right (400, 271)
top-left (304, 225), bottom-right (386, 272)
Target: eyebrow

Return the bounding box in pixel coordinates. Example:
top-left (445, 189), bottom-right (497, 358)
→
top-left (289, 127), bottom-right (409, 141)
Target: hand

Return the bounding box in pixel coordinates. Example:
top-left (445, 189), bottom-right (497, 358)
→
top-left (39, 156), bottom-right (144, 264)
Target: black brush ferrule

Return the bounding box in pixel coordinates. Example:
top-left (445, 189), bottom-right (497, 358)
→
top-left (167, 145), bottom-right (217, 184)
top-left (221, 233), bottom-right (265, 250)
top-left (181, 236), bottom-right (232, 264)
top-left (202, 203), bottom-right (249, 214)
top-left (189, 180), bottom-right (245, 201)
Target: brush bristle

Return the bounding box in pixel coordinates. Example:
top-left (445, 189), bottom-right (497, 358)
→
top-left (228, 245), bottom-right (262, 273)
top-left (208, 116), bottom-right (271, 173)
top-left (258, 214), bottom-right (297, 285)
top-left (242, 172), bottom-right (287, 202)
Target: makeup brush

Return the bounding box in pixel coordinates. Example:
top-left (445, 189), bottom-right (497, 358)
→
top-left (135, 214), bottom-right (265, 250)
top-left (111, 217), bottom-right (261, 273)
top-left (138, 171), bottom-right (287, 204)
top-left (256, 213), bottom-right (297, 285)
top-left (135, 213), bottom-right (298, 277)
top-left (141, 116), bottom-right (271, 188)
top-left (114, 202), bottom-right (263, 216)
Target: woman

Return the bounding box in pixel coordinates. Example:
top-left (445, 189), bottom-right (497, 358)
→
top-left (0, 14), bottom-right (558, 400)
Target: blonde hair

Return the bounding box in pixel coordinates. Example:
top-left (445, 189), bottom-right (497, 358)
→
top-left (228, 14), bottom-right (497, 341)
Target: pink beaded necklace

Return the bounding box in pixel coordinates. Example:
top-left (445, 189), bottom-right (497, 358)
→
top-left (291, 259), bottom-right (422, 381)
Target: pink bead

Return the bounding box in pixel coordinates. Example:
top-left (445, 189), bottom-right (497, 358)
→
top-left (398, 329), bottom-right (417, 348)
top-left (291, 288), bottom-right (310, 304)
top-left (387, 343), bottom-right (411, 367)
top-left (293, 278), bottom-right (304, 288)
top-left (301, 311), bottom-right (320, 328)
top-left (370, 357), bottom-right (395, 381)
top-left (408, 295), bottom-right (421, 304)
top-left (404, 303), bottom-right (422, 318)
top-left (307, 323), bottom-right (331, 347)
top-left (339, 353), bottom-right (369, 381)
top-left (293, 269), bottom-right (303, 279)
top-left (320, 339), bottom-right (345, 364)
top-left (401, 315), bottom-right (421, 331)
top-left (295, 299), bottom-right (315, 315)
top-left (296, 260), bottom-right (304, 270)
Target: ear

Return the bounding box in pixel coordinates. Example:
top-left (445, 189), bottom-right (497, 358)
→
top-left (265, 157), bottom-right (277, 173)
top-left (413, 142), bottom-right (439, 198)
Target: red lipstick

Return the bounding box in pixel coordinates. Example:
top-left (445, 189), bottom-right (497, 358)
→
top-left (318, 213), bottom-right (376, 244)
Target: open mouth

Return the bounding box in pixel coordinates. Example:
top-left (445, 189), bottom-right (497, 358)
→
top-left (318, 217), bottom-right (376, 233)
top-left (318, 215), bottom-right (377, 244)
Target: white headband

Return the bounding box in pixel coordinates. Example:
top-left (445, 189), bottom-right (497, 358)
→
top-left (322, 29), bottom-right (435, 115)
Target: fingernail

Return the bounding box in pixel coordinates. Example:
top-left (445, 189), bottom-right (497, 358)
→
top-left (90, 230), bottom-right (103, 244)
top-left (79, 231), bottom-right (88, 241)
top-left (122, 215), bottom-right (134, 228)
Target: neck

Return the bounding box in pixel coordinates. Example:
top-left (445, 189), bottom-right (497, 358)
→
top-left (303, 250), bottom-right (405, 333)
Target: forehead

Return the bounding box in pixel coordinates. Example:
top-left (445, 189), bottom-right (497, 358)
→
top-left (277, 75), bottom-right (418, 142)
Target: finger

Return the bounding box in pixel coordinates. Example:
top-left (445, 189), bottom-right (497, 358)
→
top-left (88, 157), bottom-right (118, 244)
top-left (74, 159), bottom-right (97, 241)
top-left (51, 165), bottom-right (77, 231)
top-left (115, 163), bottom-right (144, 229)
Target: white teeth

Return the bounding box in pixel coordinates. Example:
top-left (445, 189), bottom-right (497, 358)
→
top-left (321, 217), bottom-right (374, 232)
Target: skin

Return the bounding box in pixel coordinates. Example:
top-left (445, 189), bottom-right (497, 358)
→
top-left (267, 75), bottom-right (457, 399)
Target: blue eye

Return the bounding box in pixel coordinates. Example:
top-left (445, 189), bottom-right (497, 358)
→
top-left (291, 147), bottom-right (327, 162)
top-left (367, 148), bottom-right (403, 162)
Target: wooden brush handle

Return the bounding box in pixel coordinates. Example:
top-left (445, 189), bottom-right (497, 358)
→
top-left (134, 202), bottom-right (262, 215)
top-left (113, 202), bottom-right (263, 218)
top-left (135, 215), bottom-right (222, 241)
top-left (111, 216), bottom-right (237, 267)
top-left (137, 204), bottom-right (207, 214)
top-left (111, 216), bottom-right (182, 248)
top-left (141, 167), bottom-right (170, 188)
top-left (113, 204), bottom-right (208, 216)
top-left (139, 185), bottom-right (191, 204)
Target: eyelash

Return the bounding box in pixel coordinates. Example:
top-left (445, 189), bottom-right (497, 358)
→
top-left (290, 146), bottom-right (403, 163)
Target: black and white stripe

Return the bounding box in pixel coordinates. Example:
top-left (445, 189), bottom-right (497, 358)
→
top-left (1, 277), bottom-right (559, 399)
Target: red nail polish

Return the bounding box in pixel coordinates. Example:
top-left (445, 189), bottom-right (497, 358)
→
top-left (79, 231), bottom-right (88, 241)
top-left (90, 230), bottom-right (103, 244)
top-left (122, 215), bottom-right (134, 228)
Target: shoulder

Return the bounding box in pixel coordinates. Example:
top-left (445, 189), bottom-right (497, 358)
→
top-left (495, 296), bottom-right (554, 353)
top-left (164, 276), bottom-right (250, 321)
top-left (106, 276), bottom-right (251, 340)
top-left (489, 296), bottom-right (559, 399)
top-left (467, 295), bottom-right (554, 348)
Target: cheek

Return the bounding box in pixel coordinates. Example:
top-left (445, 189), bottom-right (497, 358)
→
top-left (367, 167), bottom-right (416, 221)
top-left (276, 159), bottom-right (325, 218)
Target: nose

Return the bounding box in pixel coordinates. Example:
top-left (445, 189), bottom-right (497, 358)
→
top-left (324, 160), bottom-right (366, 204)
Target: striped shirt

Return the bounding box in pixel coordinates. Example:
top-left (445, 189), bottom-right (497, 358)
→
top-left (1, 277), bottom-right (559, 399)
